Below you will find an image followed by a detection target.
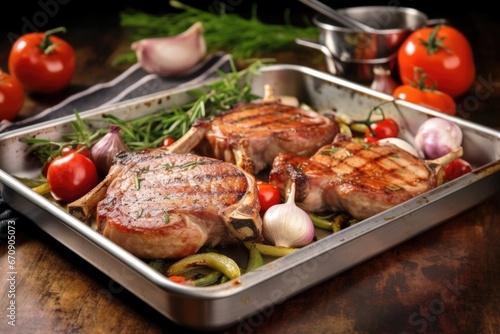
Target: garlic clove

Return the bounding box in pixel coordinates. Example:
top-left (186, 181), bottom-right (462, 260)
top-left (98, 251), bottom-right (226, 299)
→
top-left (131, 21), bottom-right (207, 77)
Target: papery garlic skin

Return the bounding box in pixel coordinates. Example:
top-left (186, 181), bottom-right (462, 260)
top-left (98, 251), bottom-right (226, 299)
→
top-left (262, 182), bottom-right (315, 248)
top-left (131, 21), bottom-right (207, 76)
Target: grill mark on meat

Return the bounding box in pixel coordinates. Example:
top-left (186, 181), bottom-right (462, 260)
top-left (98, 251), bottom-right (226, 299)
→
top-left (183, 101), bottom-right (339, 174)
top-left (219, 103), bottom-right (331, 133)
top-left (94, 151), bottom-right (262, 259)
top-left (315, 144), bottom-right (430, 192)
top-left (269, 141), bottom-right (440, 220)
top-left (122, 162), bottom-right (249, 206)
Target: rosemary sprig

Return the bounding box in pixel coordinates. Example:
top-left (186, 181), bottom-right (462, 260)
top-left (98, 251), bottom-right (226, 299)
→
top-left (20, 58), bottom-right (267, 163)
top-left (114, 0), bottom-right (318, 64)
top-left (21, 112), bottom-right (106, 163)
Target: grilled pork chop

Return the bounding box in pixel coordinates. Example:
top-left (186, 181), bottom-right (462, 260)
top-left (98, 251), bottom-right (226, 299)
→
top-left (167, 86), bottom-right (339, 175)
top-left (268, 139), bottom-right (462, 220)
top-left (71, 149), bottom-right (262, 259)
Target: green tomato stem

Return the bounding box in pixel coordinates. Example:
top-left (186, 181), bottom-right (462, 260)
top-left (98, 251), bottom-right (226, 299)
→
top-left (40, 26), bottom-right (67, 54)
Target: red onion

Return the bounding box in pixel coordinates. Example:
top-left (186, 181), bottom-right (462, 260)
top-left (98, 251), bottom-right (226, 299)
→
top-left (414, 118), bottom-right (463, 159)
top-left (91, 125), bottom-right (130, 177)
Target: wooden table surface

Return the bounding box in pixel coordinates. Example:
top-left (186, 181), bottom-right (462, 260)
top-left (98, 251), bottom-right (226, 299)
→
top-left (1, 2), bottom-right (499, 334)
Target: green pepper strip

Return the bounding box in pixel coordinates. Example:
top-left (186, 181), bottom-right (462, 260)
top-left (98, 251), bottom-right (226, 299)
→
top-left (32, 183), bottom-right (50, 196)
top-left (308, 213), bottom-right (333, 230)
top-left (244, 243), bottom-right (264, 273)
top-left (148, 259), bottom-right (166, 273)
top-left (166, 253), bottom-right (241, 280)
top-left (332, 213), bottom-right (353, 233)
top-left (193, 270), bottom-right (223, 286)
top-left (244, 242), bottom-right (297, 257)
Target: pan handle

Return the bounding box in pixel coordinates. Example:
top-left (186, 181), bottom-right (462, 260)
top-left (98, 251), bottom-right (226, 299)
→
top-left (295, 37), bottom-right (333, 57)
top-left (295, 38), bottom-right (339, 75)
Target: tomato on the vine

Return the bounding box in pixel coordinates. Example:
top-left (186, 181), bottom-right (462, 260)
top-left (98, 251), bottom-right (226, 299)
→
top-left (393, 68), bottom-right (456, 116)
top-left (8, 26), bottom-right (76, 94)
top-left (256, 181), bottom-right (281, 215)
top-left (0, 70), bottom-right (25, 121)
top-left (398, 25), bottom-right (475, 98)
top-left (444, 158), bottom-right (472, 182)
top-left (364, 117), bottom-right (399, 143)
top-left (46, 152), bottom-right (98, 203)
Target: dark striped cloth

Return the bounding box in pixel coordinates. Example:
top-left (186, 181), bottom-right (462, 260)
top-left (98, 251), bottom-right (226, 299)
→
top-left (0, 53), bottom-right (233, 243)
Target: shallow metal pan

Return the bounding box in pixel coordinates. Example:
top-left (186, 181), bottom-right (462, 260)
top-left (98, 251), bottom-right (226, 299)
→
top-left (1, 64), bottom-right (499, 330)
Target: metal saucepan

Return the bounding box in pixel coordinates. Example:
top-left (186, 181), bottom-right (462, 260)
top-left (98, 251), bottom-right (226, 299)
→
top-left (295, 37), bottom-right (398, 84)
top-left (296, 6), bottom-right (446, 83)
top-left (314, 6), bottom-right (433, 61)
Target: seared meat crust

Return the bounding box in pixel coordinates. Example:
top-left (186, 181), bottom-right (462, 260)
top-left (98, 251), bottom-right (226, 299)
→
top-left (96, 149), bottom-right (262, 259)
top-left (269, 140), bottom-right (438, 220)
top-left (193, 101), bottom-right (339, 174)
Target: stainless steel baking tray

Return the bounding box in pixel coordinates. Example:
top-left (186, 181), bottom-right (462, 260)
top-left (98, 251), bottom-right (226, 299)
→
top-left (1, 64), bottom-right (499, 331)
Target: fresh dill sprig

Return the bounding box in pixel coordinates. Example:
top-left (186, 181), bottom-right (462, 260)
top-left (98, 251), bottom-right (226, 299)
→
top-left (113, 0), bottom-right (318, 65)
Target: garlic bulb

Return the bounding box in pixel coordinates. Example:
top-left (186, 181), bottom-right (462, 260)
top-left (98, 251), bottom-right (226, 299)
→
top-left (370, 66), bottom-right (399, 95)
top-left (131, 21), bottom-right (207, 76)
top-left (262, 182), bottom-right (315, 248)
top-left (91, 125), bottom-right (130, 177)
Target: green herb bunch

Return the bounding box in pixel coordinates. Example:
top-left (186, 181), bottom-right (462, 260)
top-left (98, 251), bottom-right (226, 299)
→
top-left (114, 0), bottom-right (318, 64)
top-left (21, 59), bottom-right (267, 164)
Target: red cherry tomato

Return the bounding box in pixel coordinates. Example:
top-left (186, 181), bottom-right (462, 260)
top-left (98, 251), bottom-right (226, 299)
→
top-left (444, 158), bottom-right (472, 182)
top-left (62, 144), bottom-right (91, 157)
top-left (8, 26), bottom-right (76, 93)
top-left (46, 152), bottom-right (99, 203)
top-left (0, 70), bottom-right (25, 121)
top-left (364, 118), bottom-right (399, 143)
top-left (398, 25), bottom-right (475, 98)
top-left (256, 181), bottom-right (281, 215)
top-left (161, 137), bottom-right (176, 147)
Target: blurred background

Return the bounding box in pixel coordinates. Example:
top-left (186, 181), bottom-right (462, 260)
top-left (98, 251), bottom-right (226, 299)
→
top-left (2, 0), bottom-right (498, 34)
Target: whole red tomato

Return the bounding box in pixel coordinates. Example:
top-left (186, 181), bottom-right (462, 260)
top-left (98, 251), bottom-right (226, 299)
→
top-left (62, 144), bottom-right (91, 157)
top-left (0, 71), bottom-right (25, 121)
top-left (8, 26), bottom-right (76, 94)
top-left (41, 145), bottom-right (91, 177)
top-left (398, 25), bottom-right (475, 98)
top-left (256, 181), bottom-right (281, 215)
top-left (393, 85), bottom-right (456, 116)
top-left (393, 67), bottom-right (456, 116)
top-left (364, 117), bottom-right (399, 143)
top-left (47, 152), bottom-right (98, 203)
